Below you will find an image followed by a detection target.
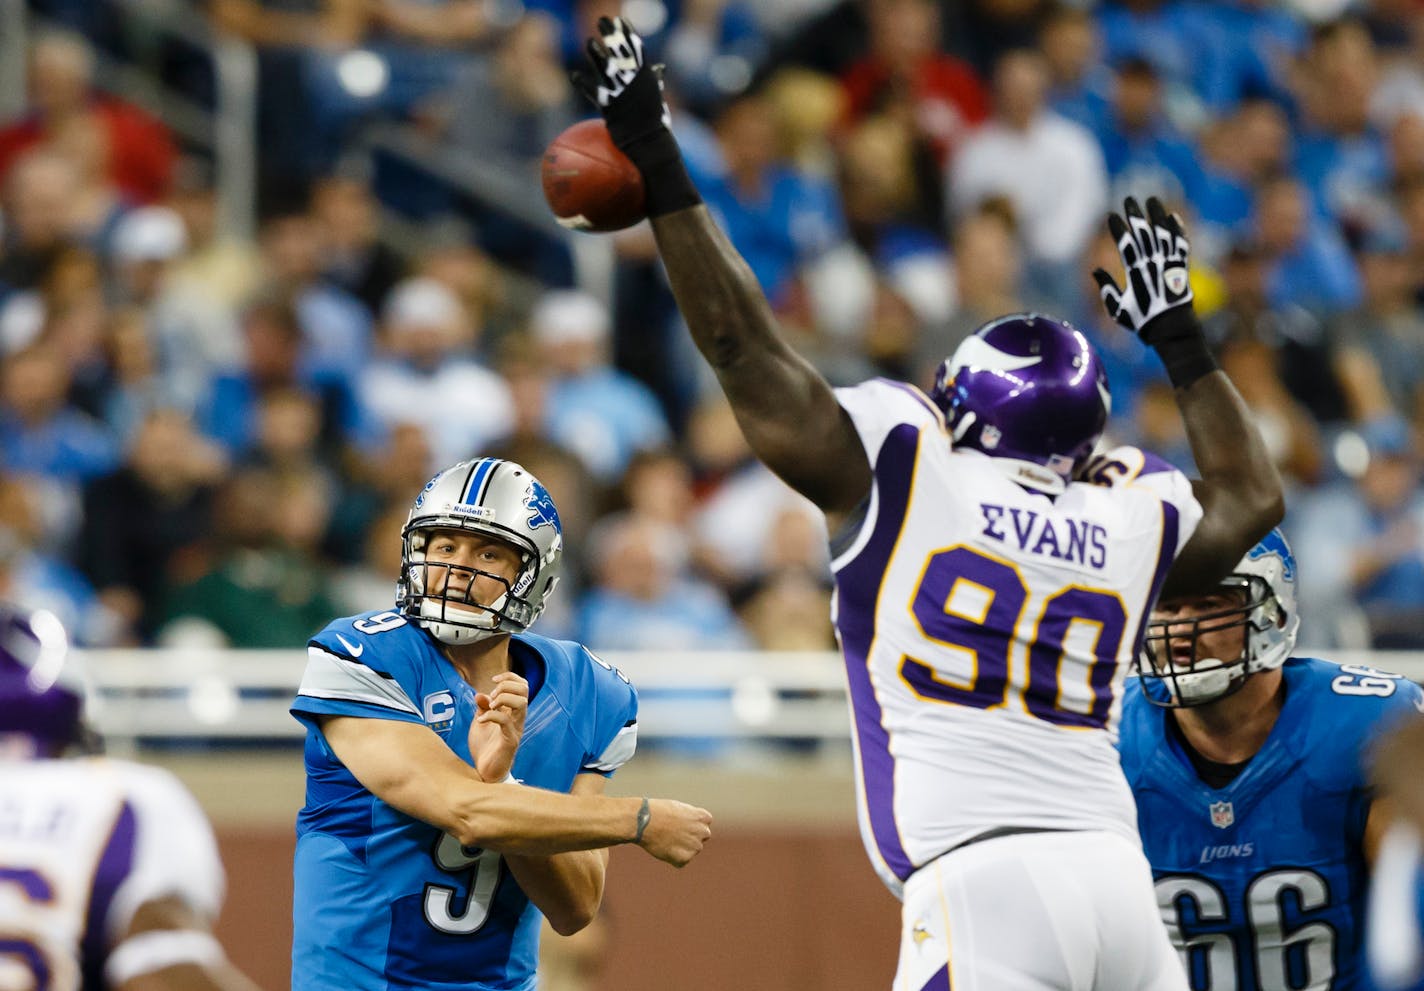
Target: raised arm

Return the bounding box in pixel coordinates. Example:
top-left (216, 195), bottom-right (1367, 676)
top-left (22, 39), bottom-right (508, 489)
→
top-left (321, 716), bottom-right (711, 865)
top-left (574, 18), bottom-right (870, 517)
top-left (1093, 197), bottom-right (1283, 597)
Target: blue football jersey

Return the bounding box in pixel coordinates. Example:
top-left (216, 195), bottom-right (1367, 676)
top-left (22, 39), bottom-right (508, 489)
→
top-left (1120, 657), bottom-right (1424, 991)
top-left (289, 609), bottom-right (639, 991)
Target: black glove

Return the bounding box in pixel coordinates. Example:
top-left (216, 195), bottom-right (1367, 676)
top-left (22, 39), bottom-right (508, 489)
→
top-left (1092, 196), bottom-right (1217, 389)
top-left (573, 17), bottom-right (701, 218)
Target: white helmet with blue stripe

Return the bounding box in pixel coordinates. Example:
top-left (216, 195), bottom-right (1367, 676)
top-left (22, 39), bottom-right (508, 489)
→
top-left (1138, 527), bottom-right (1300, 707)
top-left (398, 458), bottom-right (563, 644)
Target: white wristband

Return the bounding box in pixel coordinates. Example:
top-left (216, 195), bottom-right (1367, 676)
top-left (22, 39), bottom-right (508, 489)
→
top-left (105, 929), bottom-right (225, 986)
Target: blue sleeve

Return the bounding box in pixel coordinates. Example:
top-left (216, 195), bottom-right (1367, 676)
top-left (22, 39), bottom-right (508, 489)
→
top-left (1319, 663), bottom-right (1424, 844)
top-left (291, 613), bottom-right (427, 729)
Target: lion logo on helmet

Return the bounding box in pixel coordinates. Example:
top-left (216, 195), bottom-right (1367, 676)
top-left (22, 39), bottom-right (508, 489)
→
top-left (525, 482), bottom-right (562, 533)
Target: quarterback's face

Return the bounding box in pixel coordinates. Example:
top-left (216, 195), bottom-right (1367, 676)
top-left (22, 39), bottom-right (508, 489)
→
top-left (1150, 590), bottom-right (1249, 670)
top-left (424, 529), bottom-right (523, 607)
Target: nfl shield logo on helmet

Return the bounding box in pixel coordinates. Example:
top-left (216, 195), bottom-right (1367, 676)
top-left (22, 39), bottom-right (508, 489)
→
top-left (1209, 800), bottom-right (1235, 829)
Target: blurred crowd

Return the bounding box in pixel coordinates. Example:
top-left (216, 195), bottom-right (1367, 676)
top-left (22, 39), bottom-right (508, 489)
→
top-left (3, 0), bottom-right (1424, 654)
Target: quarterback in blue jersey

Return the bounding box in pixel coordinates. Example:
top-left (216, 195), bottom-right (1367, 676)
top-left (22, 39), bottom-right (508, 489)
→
top-left (1120, 528), bottom-right (1423, 990)
top-left (290, 457), bottom-right (713, 991)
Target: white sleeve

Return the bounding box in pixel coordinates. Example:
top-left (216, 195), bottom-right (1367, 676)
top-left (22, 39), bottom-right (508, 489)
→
top-left (1085, 445), bottom-right (1203, 555)
top-left (106, 763), bottom-right (225, 942)
top-left (1369, 821), bottom-right (1424, 988)
top-left (833, 378), bottom-right (944, 464)
top-left (296, 644), bottom-right (422, 717)
top-left (584, 721), bottom-right (638, 774)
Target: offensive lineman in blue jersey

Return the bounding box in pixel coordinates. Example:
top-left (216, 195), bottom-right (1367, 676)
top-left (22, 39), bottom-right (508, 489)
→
top-left (1120, 528), bottom-right (1423, 990)
top-left (290, 457), bottom-right (713, 991)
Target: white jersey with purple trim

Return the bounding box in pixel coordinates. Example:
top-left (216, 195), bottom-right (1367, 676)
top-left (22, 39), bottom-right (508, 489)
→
top-left (0, 758), bottom-right (225, 990)
top-left (831, 378), bottom-right (1203, 896)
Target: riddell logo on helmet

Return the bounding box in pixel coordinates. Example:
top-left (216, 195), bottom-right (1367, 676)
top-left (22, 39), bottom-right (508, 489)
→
top-left (448, 503), bottom-right (495, 518)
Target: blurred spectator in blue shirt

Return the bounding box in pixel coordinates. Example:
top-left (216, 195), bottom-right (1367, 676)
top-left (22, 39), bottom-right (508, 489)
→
top-left (1095, 0), bottom-right (1213, 129)
top-left (1191, 98), bottom-right (1294, 263)
top-left (1040, 4), bottom-right (1113, 132)
top-left (0, 345), bottom-right (118, 484)
top-left (683, 91), bottom-right (849, 307)
top-left (529, 290), bottom-right (671, 484)
top-left (0, 474), bottom-right (124, 646)
top-left (357, 276), bottom-right (513, 467)
top-left (1293, 417), bottom-right (1424, 649)
top-left (577, 513), bottom-right (750, 651)
top-left (1095, 58), bottom-right (1206, 210)
top-left (1097, 1), bottom-right (1296, 124)
top-left (1193, 0), bottom-right (1303, 113)
top-left (1254, 172), bottom-right (1362, 315)
top-left (201, 296), bottom-right (365, 458)
top-left (1293, 19), bottom-right (1394, 233)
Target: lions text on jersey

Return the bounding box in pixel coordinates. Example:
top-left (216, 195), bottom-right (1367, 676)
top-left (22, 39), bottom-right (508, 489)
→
top-left (0, 759), bottom-right (226, 990)
top-left (830, 379), bottom-right (1203, 894)
top-left (1121, 657), bottom-right (1424, 990)
top-left (291, 610), bottom-right (638, 991)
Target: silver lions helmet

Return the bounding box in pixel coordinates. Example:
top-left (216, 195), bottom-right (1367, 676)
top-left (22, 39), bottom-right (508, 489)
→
top-left (398, 458), bottom-right (563, 645)
top-left (1138, 528), bottom-right (1300, 707)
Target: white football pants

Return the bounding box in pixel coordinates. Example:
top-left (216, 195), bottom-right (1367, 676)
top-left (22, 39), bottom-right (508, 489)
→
top-left (894, 829), bottom-right (1189, 991)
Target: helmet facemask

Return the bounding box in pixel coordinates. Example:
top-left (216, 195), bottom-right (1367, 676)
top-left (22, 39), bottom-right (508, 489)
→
top-left (399, 523), bottom-right (548, 645)
top-left (1137, 576), bottom-right (1285, 708)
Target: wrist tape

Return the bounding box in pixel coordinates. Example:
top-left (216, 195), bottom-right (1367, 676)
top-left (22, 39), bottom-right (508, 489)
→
top-left (623, 130), bottom-right (701, 218)
top-left (1146, 312), bottom-right (1218, 390)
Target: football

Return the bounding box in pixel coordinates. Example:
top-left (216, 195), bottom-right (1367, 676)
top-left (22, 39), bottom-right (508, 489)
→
top-left (541, 119), bottom-right (647, 233)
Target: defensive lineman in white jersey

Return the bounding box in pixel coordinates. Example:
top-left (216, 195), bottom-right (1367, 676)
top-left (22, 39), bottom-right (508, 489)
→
top-left (833, 385), bottom-right (1199, 885)
top-left (572, 19), bottom-right (1284, 986)
top-left (0, 604), bottom-right (262, 991)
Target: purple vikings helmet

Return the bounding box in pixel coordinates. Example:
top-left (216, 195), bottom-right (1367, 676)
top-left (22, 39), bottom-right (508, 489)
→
top-left (0, 604), bottom-right (88, 756)
top-left (930, 313), bottom-right (1111, 493)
